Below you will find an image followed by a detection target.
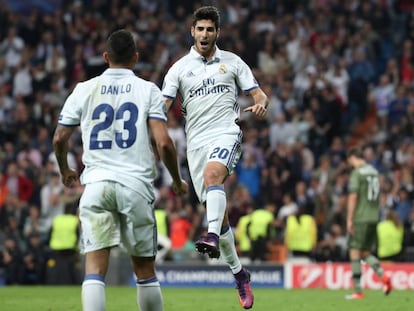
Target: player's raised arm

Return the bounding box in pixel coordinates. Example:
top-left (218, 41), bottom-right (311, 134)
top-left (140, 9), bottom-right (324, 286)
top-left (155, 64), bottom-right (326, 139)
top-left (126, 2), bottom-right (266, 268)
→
top-left (244, 87), bottom-right (269, 118)
top-left (148, 118), bottom-right (188, 195)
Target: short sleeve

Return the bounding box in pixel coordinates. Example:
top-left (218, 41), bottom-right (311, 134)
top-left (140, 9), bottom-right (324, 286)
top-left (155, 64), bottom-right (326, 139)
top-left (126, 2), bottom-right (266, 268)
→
top-left (162, 64), bottom-right (179, 99)
top-left (235, 57), bottom-right (259, 92)
top-left (148, 83), bottom-right (167, 122)
top-left (58, 84), bottom-right (82, 126)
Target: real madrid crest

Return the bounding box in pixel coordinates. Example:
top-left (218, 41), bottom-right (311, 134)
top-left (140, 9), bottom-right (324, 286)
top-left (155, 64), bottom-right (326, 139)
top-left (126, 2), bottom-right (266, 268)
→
top-left (219, 64), bottom-right (227, 74)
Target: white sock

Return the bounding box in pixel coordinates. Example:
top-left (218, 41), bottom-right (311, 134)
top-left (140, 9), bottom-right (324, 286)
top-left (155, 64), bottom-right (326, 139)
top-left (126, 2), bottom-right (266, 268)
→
top-left (137, 276), bottom-right (163, 311)
top-left (82, 276), bottom-right (106, 311)
top-left (220, 226), bottom-right (242, 274)
top-left (206, 186), bottom-right (226, 236)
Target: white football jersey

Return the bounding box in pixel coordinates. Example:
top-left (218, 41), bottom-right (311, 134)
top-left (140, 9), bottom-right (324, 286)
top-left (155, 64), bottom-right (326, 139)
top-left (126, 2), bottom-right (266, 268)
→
top-left (162, 46), bottom-right (258, 150)
top-left (58, 68), bottom-right (166, 201)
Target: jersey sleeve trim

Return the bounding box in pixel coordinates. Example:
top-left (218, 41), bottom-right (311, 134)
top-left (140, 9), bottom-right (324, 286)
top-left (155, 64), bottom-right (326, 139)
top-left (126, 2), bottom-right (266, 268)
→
top-left (163, 94), bottom-right (175, 100)
top-left (148, 116), bottom-right (167, 122)
top-left (244, 86), bottom-right (259, 93)
top-left (57, 122), bottom-right (80, 127)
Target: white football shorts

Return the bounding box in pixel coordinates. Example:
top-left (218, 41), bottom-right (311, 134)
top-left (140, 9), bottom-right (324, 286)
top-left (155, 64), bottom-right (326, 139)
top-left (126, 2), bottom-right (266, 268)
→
top-left (79, 181), bottom-right (157, 257)
top-left (187, 134), bottom-right (242, 203)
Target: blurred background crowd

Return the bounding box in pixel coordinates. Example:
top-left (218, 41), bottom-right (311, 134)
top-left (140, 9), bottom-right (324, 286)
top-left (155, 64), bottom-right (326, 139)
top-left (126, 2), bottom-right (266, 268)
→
top-left (1, 0), bottom-right (414, 285)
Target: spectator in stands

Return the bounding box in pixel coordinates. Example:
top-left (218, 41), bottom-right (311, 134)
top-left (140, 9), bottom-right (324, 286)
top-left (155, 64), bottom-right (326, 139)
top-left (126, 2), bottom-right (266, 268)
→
top-left (314, 223), bottom-right (347, 262)
top-left (40, 172), bottom-right (64, 230)
top-left (277, 192), bottom-right (298, 222)
top-left (388, 84), bottom-right (410, 128)
top-left (1, 0), bottom-right (414, 275)
top-left (22, 204), bottom-right (48, 244)
top-left (368, 74), bottom-right (396, 131)
top-left (0, 26), bottom-right (24, 69)
top-left (0, 85), bottom-right (13, 144)
top-left (393, 186), bottom-right (413, 226)
top-left (235, 150), bottom-right (262, 205)
top-left (324, 58), bottom-right (350, 108)
top-left (21, 232), bottom-right (48, 284)
top-left (16, 142), bottom-right (43, 169)
top-left (293, 139), bottom-right (315, 182)
top-left (2, 161), bottom-right (34, 203)
top-left (0, 236), bottom-right (23, 284)
top-left (269, 113), bottom-right (297, 150)
top-left (1, 194), bottom-right (28, 244)
top-left (312, 154), bottom-right (335, 195)
top-left (294, 180), bottom-right (315, 216)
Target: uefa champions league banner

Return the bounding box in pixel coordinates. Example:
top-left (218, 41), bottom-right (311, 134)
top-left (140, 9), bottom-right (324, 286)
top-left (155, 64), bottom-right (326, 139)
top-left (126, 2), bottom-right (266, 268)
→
top-left (130, 264), bottom-right (284, 288)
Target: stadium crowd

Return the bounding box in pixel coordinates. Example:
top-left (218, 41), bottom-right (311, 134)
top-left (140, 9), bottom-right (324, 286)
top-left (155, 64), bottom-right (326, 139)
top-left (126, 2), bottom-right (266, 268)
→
top-left (1, 0), bottom-right (414, 285)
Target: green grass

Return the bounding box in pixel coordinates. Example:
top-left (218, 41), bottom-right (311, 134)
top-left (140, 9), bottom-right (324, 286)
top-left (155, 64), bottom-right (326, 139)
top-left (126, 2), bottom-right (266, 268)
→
top-left (0, 286), bottom-right (411, 311)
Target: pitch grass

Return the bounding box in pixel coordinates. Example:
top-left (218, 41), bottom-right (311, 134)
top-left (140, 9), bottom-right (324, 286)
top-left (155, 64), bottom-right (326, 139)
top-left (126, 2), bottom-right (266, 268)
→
top-left (0, 286), bottom-right (412, 311)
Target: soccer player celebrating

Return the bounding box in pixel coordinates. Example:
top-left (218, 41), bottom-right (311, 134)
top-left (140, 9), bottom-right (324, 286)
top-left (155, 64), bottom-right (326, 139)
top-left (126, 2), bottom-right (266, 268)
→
top-left (162, 6), bottom-right (269, 309)
top-left (53, 29), bottom-right (188, 311)
top-left (345, 147), bottom-right (391, 299)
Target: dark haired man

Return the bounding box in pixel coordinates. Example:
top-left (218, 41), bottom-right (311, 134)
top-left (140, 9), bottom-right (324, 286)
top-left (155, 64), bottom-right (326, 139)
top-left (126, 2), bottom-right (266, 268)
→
top-left (162, 6), bottom-right (268, 309)
top-left (53, 29), bottom-right (188, 311)
top-left (345, 147), bottom-right (391, 299)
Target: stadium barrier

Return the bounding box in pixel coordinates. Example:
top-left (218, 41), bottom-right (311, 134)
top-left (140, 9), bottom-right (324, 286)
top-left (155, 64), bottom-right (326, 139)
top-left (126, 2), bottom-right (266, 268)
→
top-left (286, 262), bottom-right (414, 290)
top-left (1, 248), bottom-right (413, 289)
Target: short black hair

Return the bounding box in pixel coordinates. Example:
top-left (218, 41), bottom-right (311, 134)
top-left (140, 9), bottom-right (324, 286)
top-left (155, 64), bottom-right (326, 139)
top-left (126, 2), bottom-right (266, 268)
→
top-left (192, 6), bottom-right (220, 29)
top-left (106, 29), bottom-right (136, 65)
top-left (347, 146), bottom-right (364, 159)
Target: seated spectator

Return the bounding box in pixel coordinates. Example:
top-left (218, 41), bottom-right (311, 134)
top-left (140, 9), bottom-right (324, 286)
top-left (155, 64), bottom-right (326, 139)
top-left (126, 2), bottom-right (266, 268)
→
top-left (21, 232), bottom-right (48, 284)
top-left (314, 224), bottom-right (347, 262)
top-left (394, 186), bottom-right (413, 225)
top-left (0, 236), bottom-right (23, 284)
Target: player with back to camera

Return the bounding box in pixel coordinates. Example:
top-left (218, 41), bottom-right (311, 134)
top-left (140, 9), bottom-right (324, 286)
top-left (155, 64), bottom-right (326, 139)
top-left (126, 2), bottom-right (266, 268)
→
top-left (162, 6), bottom-right (269, 309)
top-left (53, 29), bottom-right (188, 311)
top-left (345, 146), bottom-right (391, 299)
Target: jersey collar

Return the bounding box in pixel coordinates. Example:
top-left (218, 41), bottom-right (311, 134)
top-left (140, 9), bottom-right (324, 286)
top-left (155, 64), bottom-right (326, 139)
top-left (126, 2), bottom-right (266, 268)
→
top-left (103, 68), bottom-right (135, 76)
top-left (189, 45), bottom-right (221, 63)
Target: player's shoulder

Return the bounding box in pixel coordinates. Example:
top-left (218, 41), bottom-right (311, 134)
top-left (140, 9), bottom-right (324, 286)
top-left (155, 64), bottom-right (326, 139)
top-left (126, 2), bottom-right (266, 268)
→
top-left (135, 75), bottom-right (157, 87)
top-left (169, 52), bottom-right (192, 69)
top-left (356, 164), bottom-right (378, 175)
top-left (70, 77), bottom-right (99, 95)
top-left (219, 49), bottom-right (243, 63)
